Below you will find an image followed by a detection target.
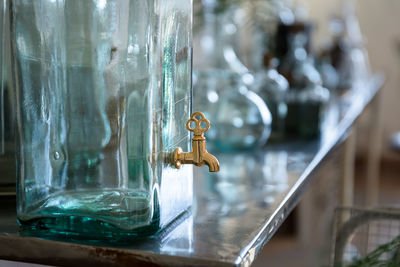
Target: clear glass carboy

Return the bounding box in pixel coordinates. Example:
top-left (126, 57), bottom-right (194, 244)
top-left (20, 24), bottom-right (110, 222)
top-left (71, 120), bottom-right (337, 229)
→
top-left (193, 0), bottom-right (271, 151)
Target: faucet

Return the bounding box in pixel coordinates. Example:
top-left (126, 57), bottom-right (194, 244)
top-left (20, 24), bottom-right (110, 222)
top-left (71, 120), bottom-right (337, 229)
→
top-left (172, 111), bottom-right (220, 172)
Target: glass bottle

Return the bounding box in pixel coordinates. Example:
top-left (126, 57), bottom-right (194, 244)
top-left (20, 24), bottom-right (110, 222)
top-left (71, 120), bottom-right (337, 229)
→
top-left (277, 24), bottom-right (330, 139)
top-left (231, 0), bottom-right (295, 70)
top-left (253, 56), bottom-right (289, 142)
top-left (316, 52), bottom-right (339, 92)
top-left (327, 3), bottom-right (371, 94)
top-left (8, 0), bottom-right (196, 241)
top-left (193, 0), bottom-right (271, 151)
top-left (213, 0), bottom-right (293, 143)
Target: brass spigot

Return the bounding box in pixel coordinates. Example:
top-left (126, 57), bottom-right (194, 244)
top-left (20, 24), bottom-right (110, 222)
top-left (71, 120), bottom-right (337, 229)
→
top-left (173, 111), bottom-right (220, 172)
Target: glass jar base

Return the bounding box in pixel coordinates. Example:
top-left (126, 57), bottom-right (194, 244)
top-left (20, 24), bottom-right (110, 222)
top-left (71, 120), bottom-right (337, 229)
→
top-left (17, 189), bottom-right (161, 243)
top-left (18, 213), bottom-right (161, 244)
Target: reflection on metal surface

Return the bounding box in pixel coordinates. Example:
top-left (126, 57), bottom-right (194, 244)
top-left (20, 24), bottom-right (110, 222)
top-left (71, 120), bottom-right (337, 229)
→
top-left (159, 214), bottom-right (194, 255)
top-left (173, 112), bottom-right (220, 172)
top-left (0, 77), bottom-right (384, 266)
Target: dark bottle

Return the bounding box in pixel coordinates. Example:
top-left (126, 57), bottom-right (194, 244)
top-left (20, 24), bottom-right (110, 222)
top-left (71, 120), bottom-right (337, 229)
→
top-left (276, 23), bottom-right (330, 139)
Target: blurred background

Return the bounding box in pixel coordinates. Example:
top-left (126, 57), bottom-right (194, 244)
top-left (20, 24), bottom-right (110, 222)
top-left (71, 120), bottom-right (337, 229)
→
top-left (303, 0), bottom-right (400, 161)
top-left (191, 0), bottom-right (400, 266)
top-left (259, 0), bottom-right (400, 266)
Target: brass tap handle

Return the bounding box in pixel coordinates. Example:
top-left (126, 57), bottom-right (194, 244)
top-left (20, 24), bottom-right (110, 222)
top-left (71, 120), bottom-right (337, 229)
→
top-left (186, 111), bottom-right (210, 139)
top-left (173, 111), bottom-right (220, 172)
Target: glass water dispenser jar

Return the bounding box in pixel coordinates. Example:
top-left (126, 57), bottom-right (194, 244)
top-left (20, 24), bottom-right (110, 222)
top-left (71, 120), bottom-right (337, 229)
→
top-left (7, 0), bottom-right (217, 241)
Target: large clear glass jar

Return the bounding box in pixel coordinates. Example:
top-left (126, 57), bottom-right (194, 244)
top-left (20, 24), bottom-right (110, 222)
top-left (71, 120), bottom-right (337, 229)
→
top-left (9, 0), bottom-right (193, 241)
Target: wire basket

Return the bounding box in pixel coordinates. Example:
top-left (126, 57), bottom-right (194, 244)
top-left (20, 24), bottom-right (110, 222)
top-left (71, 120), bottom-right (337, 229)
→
top-left (331, 207), bottom-right (400, 267)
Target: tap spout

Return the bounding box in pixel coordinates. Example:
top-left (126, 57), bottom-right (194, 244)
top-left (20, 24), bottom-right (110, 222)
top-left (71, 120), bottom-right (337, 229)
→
top-left (201, 152), bottom-right (220, 172)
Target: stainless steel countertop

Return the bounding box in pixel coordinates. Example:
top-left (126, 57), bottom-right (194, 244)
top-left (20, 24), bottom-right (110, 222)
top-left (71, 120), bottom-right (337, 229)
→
top-left (0, 76), bottom-right (383, 267)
